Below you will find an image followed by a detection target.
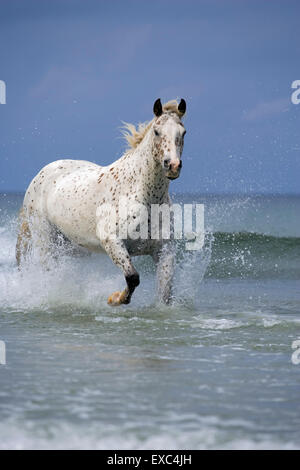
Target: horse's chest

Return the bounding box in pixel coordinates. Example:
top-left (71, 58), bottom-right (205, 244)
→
top-left (119, 202), bottom-right (167, 255)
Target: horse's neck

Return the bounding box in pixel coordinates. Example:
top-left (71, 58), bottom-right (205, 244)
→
top-left (126, 131), bottom-right (169, 203)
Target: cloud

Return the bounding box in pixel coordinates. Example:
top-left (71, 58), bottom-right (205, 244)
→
top-left (242, 98), bottom-right (290, 121)
top-left (29, 65), bottom-right (110, 103)
top-left (28, 23), bottom-right (152, 103)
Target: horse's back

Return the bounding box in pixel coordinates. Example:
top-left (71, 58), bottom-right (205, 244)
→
top-left (22, 159), bottom-right (108, 248)
top-left (24, 159), bottom-right (101, 205)
top-left (28, 159), bottom-right (100, 186)
top-left (23, 159), bottom-right (101, 221)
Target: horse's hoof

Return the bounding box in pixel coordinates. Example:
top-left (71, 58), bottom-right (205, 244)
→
top-left (107, 290), bottom-right (129, 306)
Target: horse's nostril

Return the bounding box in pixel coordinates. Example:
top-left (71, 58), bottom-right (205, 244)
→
top-left (163, 158), bottom-right (171, 169)
top-left (179, 160), bottom-right (182, 169)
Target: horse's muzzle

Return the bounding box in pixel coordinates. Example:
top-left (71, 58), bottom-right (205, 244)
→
top-left (167, 172), bottom-right (180, 180)
top-left (165, 160), bottom-right (182, 180)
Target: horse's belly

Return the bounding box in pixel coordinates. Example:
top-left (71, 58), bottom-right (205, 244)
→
top-left (49, 212), bottom-right (101, 252)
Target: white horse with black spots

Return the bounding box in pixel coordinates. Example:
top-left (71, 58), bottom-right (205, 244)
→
top-left (16, 98), bottom-right (187, 305)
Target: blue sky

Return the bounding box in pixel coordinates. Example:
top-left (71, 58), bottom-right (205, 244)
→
top-left (0, 0), bottom-right (299, 193)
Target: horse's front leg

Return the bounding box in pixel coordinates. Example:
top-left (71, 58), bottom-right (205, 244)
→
top-left (153, 242), bottom-right (175, 304)
top-left (100, 238), bottom-right (140, 306)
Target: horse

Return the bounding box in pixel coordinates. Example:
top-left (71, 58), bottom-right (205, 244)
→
top-left (16, 98), bottom-right (187, 306)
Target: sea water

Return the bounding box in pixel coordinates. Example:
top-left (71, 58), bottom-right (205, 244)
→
top-left (0, 192), bottom-right (299, 449)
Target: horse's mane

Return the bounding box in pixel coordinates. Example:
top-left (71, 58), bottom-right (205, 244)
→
top-left (122, 100), bottom-right (183, 150)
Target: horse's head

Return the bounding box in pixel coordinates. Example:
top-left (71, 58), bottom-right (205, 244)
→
top-left (152, 98), bottom-right (186, 180)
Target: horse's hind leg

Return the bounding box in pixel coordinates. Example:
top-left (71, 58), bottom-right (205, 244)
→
top-left (32, 217), bottom-right (56, 267)
top-left (16, 210), bottom-right (54, 268)
top-left (16, 209), bottom-right (32, 267)
top-left (99, 238), bottom-right (140, 306)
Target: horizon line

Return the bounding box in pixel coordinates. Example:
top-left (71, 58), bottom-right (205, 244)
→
top-left (1, 190), bottom-right (300, 197)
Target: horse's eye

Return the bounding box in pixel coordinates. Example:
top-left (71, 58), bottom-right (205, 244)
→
top-left (154, 129), bottom-right (160, 137)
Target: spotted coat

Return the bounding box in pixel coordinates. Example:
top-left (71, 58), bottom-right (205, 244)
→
top-left (16, 99), bottom-right (187, 305)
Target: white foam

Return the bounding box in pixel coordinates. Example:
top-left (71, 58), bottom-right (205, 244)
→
top-left (190, 318), bottom-right (244, 330)
top-left (0, 418), bottom-right (298, 450)
top-left (0, 214), bottom-right (211, 313)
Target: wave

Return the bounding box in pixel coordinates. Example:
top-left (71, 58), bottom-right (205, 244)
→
top-left (213, 231), bottom-right (300, 248)
top-left (0, 203), bottom-right (299, 298)
top-left (0, 418), bottom-right (298, 450)
top-left (205, 231), bottom-right (300, 280)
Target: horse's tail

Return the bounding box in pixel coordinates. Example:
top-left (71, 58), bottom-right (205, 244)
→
top-left (16, 207), bottom-right (32, 267)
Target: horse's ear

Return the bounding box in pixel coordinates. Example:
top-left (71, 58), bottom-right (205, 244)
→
top-left (178, 98), bottom-right (186, 116)
top-left (153, 98), bottom-right (163, 117)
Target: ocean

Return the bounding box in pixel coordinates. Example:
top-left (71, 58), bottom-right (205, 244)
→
top-left (0, 192), bottom-right (300, 449)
